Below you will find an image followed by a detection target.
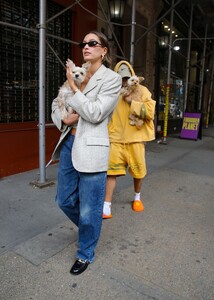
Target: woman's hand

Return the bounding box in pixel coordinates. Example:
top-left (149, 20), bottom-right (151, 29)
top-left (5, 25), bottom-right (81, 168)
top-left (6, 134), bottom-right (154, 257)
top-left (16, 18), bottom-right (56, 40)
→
top-left (63, 112), bottom-right (79, 126)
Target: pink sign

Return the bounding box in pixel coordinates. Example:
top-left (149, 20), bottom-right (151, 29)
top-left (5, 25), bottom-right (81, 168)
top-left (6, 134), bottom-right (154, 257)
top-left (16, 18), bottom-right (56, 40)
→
top-left (180, 113), bottom-right (201, 140)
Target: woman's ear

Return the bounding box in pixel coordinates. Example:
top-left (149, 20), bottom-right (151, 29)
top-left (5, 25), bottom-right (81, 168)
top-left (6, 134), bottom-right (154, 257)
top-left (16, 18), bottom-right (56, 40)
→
top-left (102, 47), bottom-right (108, 56)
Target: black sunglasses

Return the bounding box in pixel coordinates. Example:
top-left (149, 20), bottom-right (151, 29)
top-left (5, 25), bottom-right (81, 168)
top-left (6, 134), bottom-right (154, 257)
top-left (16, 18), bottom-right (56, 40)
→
top-left (78, 40), bottom-right (102, 49)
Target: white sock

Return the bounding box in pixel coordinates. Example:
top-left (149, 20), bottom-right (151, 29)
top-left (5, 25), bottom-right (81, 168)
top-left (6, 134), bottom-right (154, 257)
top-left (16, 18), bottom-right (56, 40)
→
top-left (134, 192), bottom-right (141, 201)
top-left (103, 201), bottom-right (111, 215)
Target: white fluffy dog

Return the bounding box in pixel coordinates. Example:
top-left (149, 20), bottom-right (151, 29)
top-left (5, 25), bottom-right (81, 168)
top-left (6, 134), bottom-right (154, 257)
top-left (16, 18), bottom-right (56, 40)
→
top-left (56, 59), bottom-right (90, 120)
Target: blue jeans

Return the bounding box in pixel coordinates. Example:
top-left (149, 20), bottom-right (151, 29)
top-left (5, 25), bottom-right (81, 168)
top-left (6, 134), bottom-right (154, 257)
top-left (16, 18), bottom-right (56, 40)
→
top-left (56, 134), bottom-right (106, 263)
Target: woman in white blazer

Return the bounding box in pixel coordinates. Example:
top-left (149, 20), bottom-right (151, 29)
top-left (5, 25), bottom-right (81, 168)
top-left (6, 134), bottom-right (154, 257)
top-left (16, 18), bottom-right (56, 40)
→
top-left (51, 31), bottom-right (122, 275)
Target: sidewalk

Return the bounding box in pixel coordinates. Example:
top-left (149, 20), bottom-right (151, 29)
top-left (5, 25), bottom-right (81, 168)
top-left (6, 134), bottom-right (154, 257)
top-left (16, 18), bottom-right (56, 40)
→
top-left (0, 127), bottom-right (214, 300)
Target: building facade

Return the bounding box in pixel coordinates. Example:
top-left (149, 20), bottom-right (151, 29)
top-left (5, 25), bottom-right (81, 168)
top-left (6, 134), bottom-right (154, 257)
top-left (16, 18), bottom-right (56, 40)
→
top-left (0, 0), bottom-right (213, 177)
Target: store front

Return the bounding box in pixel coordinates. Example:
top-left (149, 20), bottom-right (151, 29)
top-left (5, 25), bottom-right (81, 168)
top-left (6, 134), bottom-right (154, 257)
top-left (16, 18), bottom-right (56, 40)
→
top-left (156, 19), bottom-right (187, 135)
top-left (0, 0), bottom-right (97, 177)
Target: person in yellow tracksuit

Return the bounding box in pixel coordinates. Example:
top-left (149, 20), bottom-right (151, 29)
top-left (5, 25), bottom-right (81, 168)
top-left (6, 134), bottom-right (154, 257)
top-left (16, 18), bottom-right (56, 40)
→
top-left (103, 60), bottom-right (156, 218)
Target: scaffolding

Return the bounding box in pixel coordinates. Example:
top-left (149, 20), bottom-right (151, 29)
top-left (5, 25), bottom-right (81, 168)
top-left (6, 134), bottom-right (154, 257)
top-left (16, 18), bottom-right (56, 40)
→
top-left (0, 0), bottom-right (214, 182)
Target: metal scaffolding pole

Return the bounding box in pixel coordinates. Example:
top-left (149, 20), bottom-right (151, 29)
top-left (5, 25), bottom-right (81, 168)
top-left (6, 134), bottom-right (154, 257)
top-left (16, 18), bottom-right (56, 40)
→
top-left (184, 3), bottom-right (194, 112)
top-left (161, 0), bottom-right (174, 144)
top-left (130, 0), bottom-right (136, 65)
top-left (164, 0), bottom-right (203, 44)
top-left (135, 0), bottom-right (183, 45)
top-left (198, 24), bottom-right (208, 111)
top-left (38, 0), bottom-right (46, 184)
top-left (205, 52), bottom-right (214, 128)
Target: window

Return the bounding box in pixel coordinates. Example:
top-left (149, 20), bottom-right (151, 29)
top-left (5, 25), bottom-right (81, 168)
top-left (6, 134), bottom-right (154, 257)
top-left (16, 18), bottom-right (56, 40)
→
top-left (0, 0), bottom-right (72, 123)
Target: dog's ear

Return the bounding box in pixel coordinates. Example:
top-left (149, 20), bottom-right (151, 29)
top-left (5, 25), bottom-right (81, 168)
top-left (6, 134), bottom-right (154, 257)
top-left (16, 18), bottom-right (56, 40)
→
top-left (138, 76), bottom-right (145, 83)
top-left (82, 62), bottom-right (91, 70)
top-left (66, 59), bottom-right (75, 70)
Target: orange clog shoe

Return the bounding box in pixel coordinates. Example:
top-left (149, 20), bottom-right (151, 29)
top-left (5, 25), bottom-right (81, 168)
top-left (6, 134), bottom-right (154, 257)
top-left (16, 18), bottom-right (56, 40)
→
top-left (102, 213), bottom-right (113, 219)
top-left (132, 200), bottom-right (144, 212)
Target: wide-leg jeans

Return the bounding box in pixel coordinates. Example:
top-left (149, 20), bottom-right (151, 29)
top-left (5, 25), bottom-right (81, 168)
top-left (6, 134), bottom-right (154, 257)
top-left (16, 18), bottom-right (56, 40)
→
top-left (56, 134), bottom-right (106, 263)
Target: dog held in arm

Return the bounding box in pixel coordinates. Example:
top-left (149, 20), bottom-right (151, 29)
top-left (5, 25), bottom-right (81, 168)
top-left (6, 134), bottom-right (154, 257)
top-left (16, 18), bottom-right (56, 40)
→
top-left (56, 59), bottom-right (90, 120)
top-left (120, 75), bottom-right (145, 129)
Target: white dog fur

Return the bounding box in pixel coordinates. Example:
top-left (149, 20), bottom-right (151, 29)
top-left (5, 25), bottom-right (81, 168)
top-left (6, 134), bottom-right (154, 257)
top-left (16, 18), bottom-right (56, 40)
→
top-left (56, 59), bottom-right (90, 120)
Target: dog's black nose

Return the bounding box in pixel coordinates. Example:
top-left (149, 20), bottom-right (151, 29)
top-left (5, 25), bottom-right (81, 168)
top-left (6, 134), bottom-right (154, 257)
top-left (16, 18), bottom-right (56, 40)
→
top-left (75, 74), bottom-right (79, 78)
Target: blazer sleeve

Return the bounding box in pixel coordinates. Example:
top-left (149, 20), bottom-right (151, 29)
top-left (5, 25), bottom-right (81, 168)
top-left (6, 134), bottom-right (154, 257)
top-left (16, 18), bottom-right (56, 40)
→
top-left (65, 71), bottom-right (122, 124)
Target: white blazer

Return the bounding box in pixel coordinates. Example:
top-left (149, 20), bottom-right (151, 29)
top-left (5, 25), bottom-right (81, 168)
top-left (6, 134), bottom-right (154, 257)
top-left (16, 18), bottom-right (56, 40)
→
top-left (50, 64), bottom-right (122, 172)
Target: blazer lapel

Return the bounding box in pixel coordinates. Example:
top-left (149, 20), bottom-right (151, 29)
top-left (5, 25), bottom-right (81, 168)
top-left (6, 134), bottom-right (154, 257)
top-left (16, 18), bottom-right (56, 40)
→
top-left (83, 64), bottom-right (107, 95)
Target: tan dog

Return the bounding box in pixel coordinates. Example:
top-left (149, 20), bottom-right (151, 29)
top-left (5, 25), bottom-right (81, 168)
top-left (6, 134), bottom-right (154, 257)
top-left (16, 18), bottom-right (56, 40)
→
top-left (121, 75), bottom-right (145, 129)
top-left (56, 59), bottom-right (90, 120)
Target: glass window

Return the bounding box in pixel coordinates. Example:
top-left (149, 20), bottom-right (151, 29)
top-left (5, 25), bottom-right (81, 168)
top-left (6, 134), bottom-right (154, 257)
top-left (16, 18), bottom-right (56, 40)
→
top-left (0, 0), bottom-right (72, 123)
top-left (158, 20), bottom-right (186, 121)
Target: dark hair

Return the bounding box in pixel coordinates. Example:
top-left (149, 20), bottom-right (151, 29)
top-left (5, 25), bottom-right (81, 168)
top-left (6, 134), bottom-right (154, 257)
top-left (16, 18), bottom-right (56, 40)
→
top-left (87, 30), bottom-right (112, 68)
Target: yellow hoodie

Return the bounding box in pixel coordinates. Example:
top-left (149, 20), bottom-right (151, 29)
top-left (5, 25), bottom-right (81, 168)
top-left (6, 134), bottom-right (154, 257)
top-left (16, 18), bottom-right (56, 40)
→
top-left (108, 60), bottom-right (156, 143)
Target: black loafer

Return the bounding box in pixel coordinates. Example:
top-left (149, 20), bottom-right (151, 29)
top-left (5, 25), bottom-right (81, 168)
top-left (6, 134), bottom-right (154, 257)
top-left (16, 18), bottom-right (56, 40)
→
top-left (70, 259), bottom-right (89, 275)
